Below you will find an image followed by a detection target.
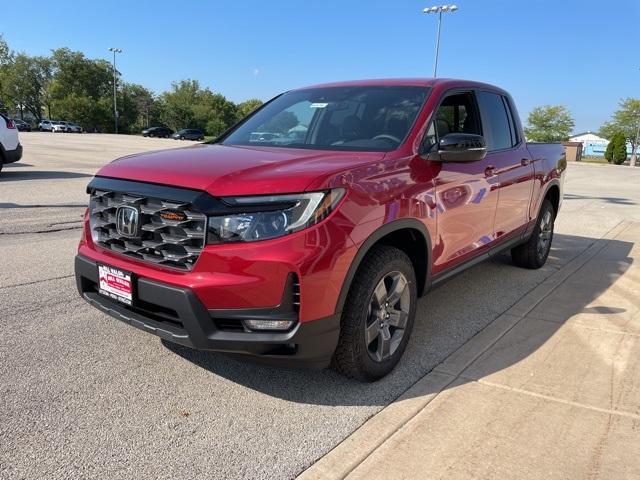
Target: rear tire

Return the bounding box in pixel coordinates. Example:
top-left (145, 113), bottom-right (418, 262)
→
top-left (511, 199), bottom-right (555, 269)
top-left (332, 245), bottom-right (417, 382)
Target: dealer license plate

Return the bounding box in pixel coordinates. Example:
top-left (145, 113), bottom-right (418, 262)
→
top-left (98, 264), bottom-right (133, 306)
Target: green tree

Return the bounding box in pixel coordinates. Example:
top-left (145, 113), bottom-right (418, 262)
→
top-left (613, 133), bottom-right (628, 165)
top-left (119, 83), bottom-right (157, 133)
top-left (158, 79), bottom-right (237, 136)
top-left (236, 98), bottom-right (263, 121)
top-left (600, 98), bottom-right (640, 167)
top-left (604, 132), bottom-right (627, 165)
top-left (48, 48), bottom-right (113, 129)
top-left (0, 35), bottom-right (13, 113)
top-left (524, 105), bottom-right (575, 142)
top-left (604, 135), bottom-right (615, 163)
top-left (3, 54), bottom-right (52, 120)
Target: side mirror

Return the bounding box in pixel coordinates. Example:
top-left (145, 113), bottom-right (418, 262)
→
top-left (425, 133), bottom-right (487, 162)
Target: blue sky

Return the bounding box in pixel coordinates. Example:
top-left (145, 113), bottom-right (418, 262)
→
top-left (3, 0), bottom-right (639, 132)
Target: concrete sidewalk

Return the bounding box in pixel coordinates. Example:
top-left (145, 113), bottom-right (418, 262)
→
top-left (300, 221), bottom-right (640, 480)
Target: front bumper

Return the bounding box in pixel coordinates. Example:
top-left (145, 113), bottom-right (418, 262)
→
top-left (75, 255), bottom-right (340, 368)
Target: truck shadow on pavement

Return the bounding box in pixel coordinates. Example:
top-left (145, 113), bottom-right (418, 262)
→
top-left (564, 193), bottom-right (637, 205)
top-left (163, 233), bottom-right (634, 407)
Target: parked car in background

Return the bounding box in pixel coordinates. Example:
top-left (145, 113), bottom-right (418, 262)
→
top-left (52, 121), bottom-right (68, 133)
top-left (0, 113), bottom-right (22, 174)
top-left (172, 129), bottom-right (205, 141)
top-left (13, 119), bottom-right (32, 132)
top-left (39, 119), bottom-right (54, 131)
top-left (76, 79), bottom-right (566, 381)
top-left (142, 126), bottom-right (174, 138)
top-left (67, 122), bottom-right (83, 133)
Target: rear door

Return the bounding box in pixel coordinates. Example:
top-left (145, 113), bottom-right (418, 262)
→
top-left (476, 90), bottom-right (534, 239)
top-left (427, 91), bottom-right (500, 273)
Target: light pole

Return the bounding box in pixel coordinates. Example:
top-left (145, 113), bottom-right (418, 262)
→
top-left (423, 4), bottom-right (458, 77)
top-left (630, 119), bottom-right (639, 167)
top-left (629, 68), bottom-right (640, 167)
top-left (109, 47), bottom-right (122, 134)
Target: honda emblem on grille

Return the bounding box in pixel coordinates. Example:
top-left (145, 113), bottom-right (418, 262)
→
top-left (116, 206), bottom-right (140, 238)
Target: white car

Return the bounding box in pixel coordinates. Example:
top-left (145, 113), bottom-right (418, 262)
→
top-left (52, 121), bottom-right (68, 133)
top-left (0, 114), bottom-right (22, 174)
top-left (39, 119), bottom-right (54, 131)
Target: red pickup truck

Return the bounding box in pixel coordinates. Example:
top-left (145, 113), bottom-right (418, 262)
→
top-left (75, 78), bottom-right (566, 381)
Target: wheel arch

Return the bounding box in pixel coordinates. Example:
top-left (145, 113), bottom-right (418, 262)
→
top-left (544, 182), bottom-right (561, 216)
top-left (335, 219), bottom-right (432, 315)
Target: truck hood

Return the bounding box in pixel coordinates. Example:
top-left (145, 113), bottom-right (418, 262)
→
top-left (97, 144), bottom-right (386, 196)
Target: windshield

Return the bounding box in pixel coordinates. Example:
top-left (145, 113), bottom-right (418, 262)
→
top-left (221, 86), bottom-right (429, 152)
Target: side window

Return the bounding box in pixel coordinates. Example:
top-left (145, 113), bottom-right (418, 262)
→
top-left (476, 91), bottom-right (514, 151)
top-left (503, 97), bottom-right (520, 146)
top-left (422, 92), bottom-right (481, 152)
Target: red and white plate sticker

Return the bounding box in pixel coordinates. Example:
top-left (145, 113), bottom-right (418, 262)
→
top-left (98, 265), bottom-right (133, 305)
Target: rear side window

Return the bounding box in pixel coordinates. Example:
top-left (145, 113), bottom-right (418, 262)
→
top-left (476, 91), bottom-right (515, 151)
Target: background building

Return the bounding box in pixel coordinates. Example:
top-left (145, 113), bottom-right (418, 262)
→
top-left (569, 131), bottom-right (634, 158)
top-left (569, 131), bottom-right (609, 156)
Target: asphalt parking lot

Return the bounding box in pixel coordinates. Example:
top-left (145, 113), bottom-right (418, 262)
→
top-left (1, 132), bottom-right (640, 480)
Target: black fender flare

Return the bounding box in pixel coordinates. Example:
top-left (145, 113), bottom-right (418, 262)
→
top-left (334, 218), bottom-right (432, 315)
top-left (526, 179), bottom-right (561, 238)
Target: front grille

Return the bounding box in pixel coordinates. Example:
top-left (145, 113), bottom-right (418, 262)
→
top-left (89, 189), bottom-right (207, 270)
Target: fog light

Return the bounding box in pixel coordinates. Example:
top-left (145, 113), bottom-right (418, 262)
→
top-left (243, 319), bottom-right (295, 331)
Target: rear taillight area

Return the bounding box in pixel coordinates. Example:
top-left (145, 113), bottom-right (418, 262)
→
top-left (4, 117), bottom-right (15, 129)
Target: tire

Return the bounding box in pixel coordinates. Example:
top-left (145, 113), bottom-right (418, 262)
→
top-left (511, 199), bottom-right (555, 269)
top-left (332, 245), bottom-right (417, 382)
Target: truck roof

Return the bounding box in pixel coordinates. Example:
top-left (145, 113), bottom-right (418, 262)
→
top-left (297, 78), bottom-right (509, 95)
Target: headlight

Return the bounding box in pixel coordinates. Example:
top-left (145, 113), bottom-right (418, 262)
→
top-left (207, 189), bottom-right (345, 244)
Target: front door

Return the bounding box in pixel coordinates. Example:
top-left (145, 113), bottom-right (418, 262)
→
top-left (426, 91), bottom-right (500, 274)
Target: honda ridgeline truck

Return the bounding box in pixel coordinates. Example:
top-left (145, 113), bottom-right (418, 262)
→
top-left (75, 79), bottom-right (566, 381)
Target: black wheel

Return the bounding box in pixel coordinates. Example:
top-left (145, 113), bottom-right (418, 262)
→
top-left (180, 136), bottom-right (185, 140)
top-left (332, 245), bottom-right (417, 382)
top-left (511, 199), bottom-right (555, 269)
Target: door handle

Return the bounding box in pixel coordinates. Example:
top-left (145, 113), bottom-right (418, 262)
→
top-left (484, 166), bottom-right (496, 178)
top-left (521, 158), bottom-right (531, 166)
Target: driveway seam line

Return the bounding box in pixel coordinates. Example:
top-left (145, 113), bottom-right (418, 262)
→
top-left (463, 377), bottom-right (640, 420)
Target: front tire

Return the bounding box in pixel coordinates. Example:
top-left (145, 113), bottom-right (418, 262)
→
top-left (511, 199), bottom-right (555, 269)
top-left (332, 245), bottom-right (417, 382)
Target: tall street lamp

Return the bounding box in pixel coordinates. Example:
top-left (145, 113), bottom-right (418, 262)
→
top-left (629, 68), bottom-right (640, 168)
top-left (630, 119), bottom-right (639, 167)
top-left (423, 4), bottom-right (458, 77)
top-left (109, 47), bottom-right (123, 134)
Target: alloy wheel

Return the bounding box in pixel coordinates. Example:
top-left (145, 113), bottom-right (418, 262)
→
top-left (365, 271), bottom-right (410, 362)
top-left (537, 210), bottom-right (553, 259)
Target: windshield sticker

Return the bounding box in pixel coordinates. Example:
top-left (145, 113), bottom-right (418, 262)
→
top-left (310, 103), bottom-right (328, 108)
